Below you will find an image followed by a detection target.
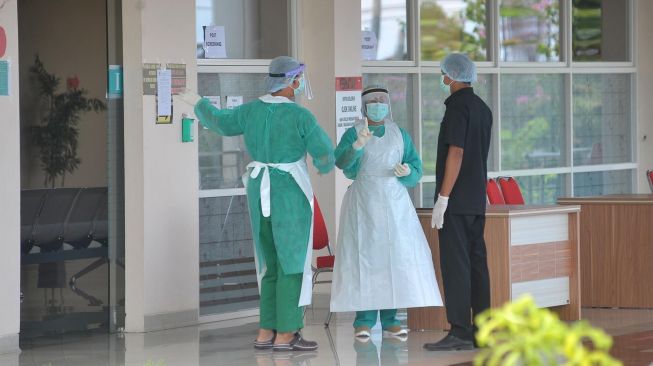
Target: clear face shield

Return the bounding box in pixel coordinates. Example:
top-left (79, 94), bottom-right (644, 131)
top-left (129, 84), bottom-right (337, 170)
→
top-left (361, 88), bottom-right (393, 123)
top-left (268, 63), bottom-right (314, 100)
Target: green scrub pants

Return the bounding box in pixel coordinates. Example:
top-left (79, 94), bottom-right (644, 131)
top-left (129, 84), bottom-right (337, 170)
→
top-left (258, 214), bottom-right (304, 333)
top-left (354, 309), bottom-right (401, 329)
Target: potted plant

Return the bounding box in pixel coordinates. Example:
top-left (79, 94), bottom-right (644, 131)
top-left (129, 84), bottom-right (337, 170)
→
top-left (474, 295), bottom-right (622, 366)
top-left (29, 55), bottom-right (106, 188)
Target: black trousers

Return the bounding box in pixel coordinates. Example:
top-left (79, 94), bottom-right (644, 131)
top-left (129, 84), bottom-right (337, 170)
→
top-left (438, 213), bottom-right (491, 341)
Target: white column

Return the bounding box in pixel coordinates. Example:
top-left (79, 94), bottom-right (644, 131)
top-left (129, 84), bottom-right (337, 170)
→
top-left (637, 0), bottom-right (653, 192)
top-left (0, 0), bottom-right (21, 356)
top-left (122, 0), bottom-right (199, 332)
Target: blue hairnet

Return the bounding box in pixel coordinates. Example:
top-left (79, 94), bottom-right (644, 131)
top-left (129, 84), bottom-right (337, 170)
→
top-left (441, 53), bottom-right (477, 83)
top-left (266, 56), bottom-right (303, 93)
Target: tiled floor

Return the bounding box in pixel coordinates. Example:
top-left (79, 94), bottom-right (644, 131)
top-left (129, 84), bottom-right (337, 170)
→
top-left (4, 307), bottom-right (653, 366)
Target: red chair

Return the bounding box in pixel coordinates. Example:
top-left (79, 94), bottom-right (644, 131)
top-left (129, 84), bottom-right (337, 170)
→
top-left (311, 196), bottom-right (335, 327)
top-left (486, 178), bottom-right (505, 205)
top-left (647, 170), bottom-right (653, 193)
top-left (498, 177), bottom-right (525, 205)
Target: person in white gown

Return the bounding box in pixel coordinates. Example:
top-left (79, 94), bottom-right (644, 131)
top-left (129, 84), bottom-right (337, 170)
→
top-left (330, 86), bottom-right (443, 339)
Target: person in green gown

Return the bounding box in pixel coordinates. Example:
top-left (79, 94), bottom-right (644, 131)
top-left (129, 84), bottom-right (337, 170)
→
top-left (178, 56), bottom-right (335, 352)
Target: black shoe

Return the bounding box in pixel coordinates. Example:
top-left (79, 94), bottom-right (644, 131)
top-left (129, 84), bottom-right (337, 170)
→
top-left (254, 330), bottom-right (277, 349)
top-left (273, 332), bottom-right (318, 352)
top-left (423, 334), bottom-right (474, 351)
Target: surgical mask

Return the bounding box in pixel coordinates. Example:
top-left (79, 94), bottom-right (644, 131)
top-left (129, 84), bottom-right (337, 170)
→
top-left (440, 74), bottom-right (452, 93)
top-left (366, 103), bottom-right (389, 122)
top-left (293, 77), bottom-right (305, 96)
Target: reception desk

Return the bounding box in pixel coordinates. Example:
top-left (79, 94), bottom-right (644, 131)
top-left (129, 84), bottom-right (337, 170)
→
top-left (558, 195), bottom-right (653, 308)
top-left (408, 205), bottom-right (581, 331)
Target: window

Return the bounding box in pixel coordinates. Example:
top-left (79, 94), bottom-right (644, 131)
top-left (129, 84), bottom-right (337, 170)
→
top-left (499, 0), bottom-right (561, 62)
top-left (196, 0), bottom-right (291, 59)
top-left (500, 74), bottom-right (565, 170)
top-left (573, 74), bottom-right (632, 166)
top-left (572, 0), bottom-right (630, 62)
top-left (420, 0), bottom-right (490, 61)
top-left (364, 0), bottom-right (636, 207)
top-left (361, 0), bottom-right (410, 61)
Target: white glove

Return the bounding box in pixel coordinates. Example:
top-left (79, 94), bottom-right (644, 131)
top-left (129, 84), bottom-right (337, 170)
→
top-left (176, 88), bottom-right (202, 107)
top-left (430, 194), bottom-right (449, 229)
top-left (394, 163), bottom-right (411, 177)
top-left (352, 117), bottom-right (373, 150)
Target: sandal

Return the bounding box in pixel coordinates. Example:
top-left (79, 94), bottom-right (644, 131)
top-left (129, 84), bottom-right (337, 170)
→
top-left (273, 332), bottom-right (318, 352)
top-left (254, 330), bottom-right (277, 349)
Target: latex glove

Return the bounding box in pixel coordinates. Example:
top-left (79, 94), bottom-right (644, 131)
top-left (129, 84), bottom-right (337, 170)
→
top-left (176, 89), bottom-right (202, 107)
top-left (394, 163), bottom-right (411, 177)
top-left (352, 117), bottom-right (373, 150)
top-left (430, 194), bottom-right (449, 229)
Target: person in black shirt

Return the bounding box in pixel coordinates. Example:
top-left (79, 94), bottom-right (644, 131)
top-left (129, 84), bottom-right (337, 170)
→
top-left (423, 53), bottom-right (493, 351)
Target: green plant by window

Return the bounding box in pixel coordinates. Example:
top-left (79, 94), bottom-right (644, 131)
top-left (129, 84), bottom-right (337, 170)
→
top-left (29, 55), bottom-right (106, 188)
top-left (474, 295), bottom-right (622, 366)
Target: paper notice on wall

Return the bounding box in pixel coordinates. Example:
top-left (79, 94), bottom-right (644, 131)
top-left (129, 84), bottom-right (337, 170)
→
top-left (206, 96), bottom-right (221, 109)
top-left (204, 26), bottom-right (227, 59)
top-left (156, 69), bottom-right (172, 123)
top-left (142, 63), bottom-right (160, 95)
top-left (335, 76), bottom-right (363, 143)
top-left (226, 96), bottom-right (243, 109)
top-left (0, 60), bottom-right (9, 96)
top-left (361, 31), bottom-right (378, 61)
top-left (166, 63), bottom-right (186, 94)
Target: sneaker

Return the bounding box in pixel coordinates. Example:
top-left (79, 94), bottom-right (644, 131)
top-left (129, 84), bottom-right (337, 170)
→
top-left (273, 332), bottom-right (318, 352)
top-left (382, 326), bottom-right (408, 337)
top-left (423, 333), bottom-right (474, 351)
top-left (354, 326), bottom-right (371, 338)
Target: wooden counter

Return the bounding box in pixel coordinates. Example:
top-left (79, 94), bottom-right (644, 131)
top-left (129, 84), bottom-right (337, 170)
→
top-left (408, 205), bottom-right (581, 331)
top-left (558, 194), bottom-right (653, 308)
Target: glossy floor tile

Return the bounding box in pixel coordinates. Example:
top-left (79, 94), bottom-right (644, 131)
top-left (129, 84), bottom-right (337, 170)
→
top-left (3, 307), bottom-right (653, 366)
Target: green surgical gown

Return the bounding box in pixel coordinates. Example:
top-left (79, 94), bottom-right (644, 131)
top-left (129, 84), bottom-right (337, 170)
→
top-left (195, 98), bottom-right (335, 274)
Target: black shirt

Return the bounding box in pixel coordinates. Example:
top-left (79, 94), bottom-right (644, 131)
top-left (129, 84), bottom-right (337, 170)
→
top-left (435, 87), bottom-right (492, 215)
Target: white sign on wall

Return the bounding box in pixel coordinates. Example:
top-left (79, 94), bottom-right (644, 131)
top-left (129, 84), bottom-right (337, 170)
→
top-left (361, 30), bottom-right (378, 61)
top-left (204, 25), bottom-right (227, 59)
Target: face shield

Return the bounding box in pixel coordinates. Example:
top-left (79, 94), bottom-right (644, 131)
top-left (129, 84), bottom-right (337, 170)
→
top-left (362, 87), bottom-right (392, 123)
top-left (266, 63), bottom-right (314, 100)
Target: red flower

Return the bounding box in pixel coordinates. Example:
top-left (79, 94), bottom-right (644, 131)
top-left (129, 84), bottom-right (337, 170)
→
top-left (67, 75), bottom-right (80, 90)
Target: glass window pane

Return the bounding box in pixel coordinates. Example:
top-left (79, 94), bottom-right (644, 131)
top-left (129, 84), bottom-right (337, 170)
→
top-left (361, 0), bottom-right (409, 61)
top-left (573, 74), bottom-right (632, 166)
top-left (500, 74), bottom-right (565, 169)
top-left (199, 196), bottom-right (258, 316)
top-left (572, 0), bottom-right (630, 61)
top-left (420, 0), bottom-right (490, 61)
top-left (499, 0), bottom-right (561, 62)
top-left (515, 174), bottom-right (567, 204)
top-left (421, 74), bottom-right (495, 176)
top-left (197, 73), bottom-right (266, 190)
top-left (196, 0), bottom-right (291, 59)
top-left (573, 170), bottom-right (633, 197)
top-left (422, 182), bottom-right (436, 208)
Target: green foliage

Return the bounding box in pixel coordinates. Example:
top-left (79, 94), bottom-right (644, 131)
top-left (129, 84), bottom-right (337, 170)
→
top-left (474, 296), bottom-right (622, 366)
top-left (29, 55), bottom-right (106, 188)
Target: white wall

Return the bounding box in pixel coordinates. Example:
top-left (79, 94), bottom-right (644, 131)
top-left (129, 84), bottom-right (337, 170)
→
top-left (637, 0), bottom-right (653, 191)
top-left (123, 0), bottom-right (199, 332)
top-left (0, 0), bottom-right (21, 355)
top-left (18, 0), bottom-right (108, 189)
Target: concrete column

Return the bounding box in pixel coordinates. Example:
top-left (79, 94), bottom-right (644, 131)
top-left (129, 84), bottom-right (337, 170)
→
top-left (300, 0), bottom-right (362, 248)
top-left (636, 0), bottom-right (653, 192)
top-left (0, 0), bottom-right (21, 356)
top-left (122, 0), bottom-right (199, 332)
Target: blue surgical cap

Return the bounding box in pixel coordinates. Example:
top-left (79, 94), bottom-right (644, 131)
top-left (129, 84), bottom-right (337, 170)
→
top-left (441, 53), bottom-right (477, 83)
top-left (266, 56), bottom-right (304, 93)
